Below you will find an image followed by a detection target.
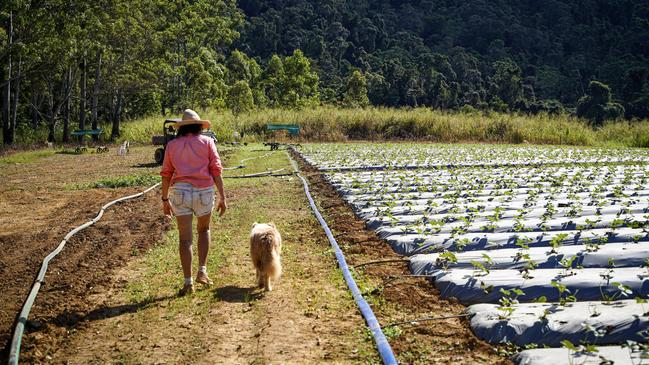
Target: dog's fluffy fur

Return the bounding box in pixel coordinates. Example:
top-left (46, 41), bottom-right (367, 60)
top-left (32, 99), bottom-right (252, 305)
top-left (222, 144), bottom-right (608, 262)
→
top-left (250, 222), bottom-right (282, 291)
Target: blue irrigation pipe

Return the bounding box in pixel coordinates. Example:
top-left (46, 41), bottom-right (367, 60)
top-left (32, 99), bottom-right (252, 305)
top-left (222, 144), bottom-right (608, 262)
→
top-left (7, 183), bottom-right (161, 365)
top-left (287, 150), bottom-right (399, 365)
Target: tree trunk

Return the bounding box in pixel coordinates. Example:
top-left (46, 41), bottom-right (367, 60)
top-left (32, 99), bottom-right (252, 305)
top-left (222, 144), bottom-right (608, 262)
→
top-left (47, 92), bottom-right (56, 142)
top-left (62, 68), bottom-right (71, 142)
top-left (31, 93), bottom-right (39, 128)
top-left (11, 56), bottom-right (21, 141)
top-left (79, 57), bottom-right (87, 141)
top-left (183, 41), bottom-right (189, 103)
top-left (91, 52), bottom-right (101, 140)
top-left (62, 94), bottom-right (70, 142)
top-left (2, 11), bottom-right (12, 145)
top-left (2, 76), bottom-right (9, 145)
top-left (111, 89), bottom-right (122, 139)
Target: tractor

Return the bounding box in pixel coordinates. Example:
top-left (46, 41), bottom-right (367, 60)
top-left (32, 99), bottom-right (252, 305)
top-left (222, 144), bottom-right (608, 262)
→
top-left (152, 119), bottom-right (218, 164)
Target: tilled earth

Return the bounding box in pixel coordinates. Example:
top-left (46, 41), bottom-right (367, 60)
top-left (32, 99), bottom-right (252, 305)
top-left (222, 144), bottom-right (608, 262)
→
top-left (0, 146), bottom-right (167, 362)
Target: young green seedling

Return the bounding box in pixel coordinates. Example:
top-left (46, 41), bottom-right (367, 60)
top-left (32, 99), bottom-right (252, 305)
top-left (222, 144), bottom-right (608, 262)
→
top-left (559, 255), bottom-right (577, 277)
top-left (436, 251), bottom-right (458, 270)
top-left (497, 288), bottom-right (525, 319)
top-left (471, 260), bottom-right (490, 276)
top-left (550, 233), bottom-right (569, 254)
top-left (455, 238), bottom-right (471, 251)
top-left (551, 280), bottom-right (577, 306)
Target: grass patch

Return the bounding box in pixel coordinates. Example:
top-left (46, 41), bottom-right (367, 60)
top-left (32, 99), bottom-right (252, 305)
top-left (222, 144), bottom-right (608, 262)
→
top-left (70, 173), bottom-right (161, 189)
top-left (118, 106), bottom-right (649, 147)
top-left (7, 107), bottom-right (649, 148)
top-left (0, 149), bottom-right (56, 164)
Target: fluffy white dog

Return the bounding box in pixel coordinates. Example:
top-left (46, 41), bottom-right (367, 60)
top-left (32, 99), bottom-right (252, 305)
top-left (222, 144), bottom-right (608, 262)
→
top-left (250, 222), bottom-right (282, 291)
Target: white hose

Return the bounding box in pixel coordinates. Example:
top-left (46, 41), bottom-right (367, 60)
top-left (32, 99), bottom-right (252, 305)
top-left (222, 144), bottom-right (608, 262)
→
top-left (7, 182), bottom-right (161, 365)
top-left (285, 149), bottom-right (398, 364)
top-left (222, 151), bottom-right (275, 171)
top-left (224, 168), bottom-right (288, 179)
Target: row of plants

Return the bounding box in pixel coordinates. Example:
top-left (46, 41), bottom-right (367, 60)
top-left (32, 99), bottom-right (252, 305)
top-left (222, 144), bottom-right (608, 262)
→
top-left (301, 143), bottom-right (649, 171)
top-left (299, 143), bottom-right (649, 362)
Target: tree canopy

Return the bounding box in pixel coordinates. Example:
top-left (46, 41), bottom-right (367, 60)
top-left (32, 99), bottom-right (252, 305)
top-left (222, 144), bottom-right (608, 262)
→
top-left (1, 0), bottom-right (648, 145)
top-left (237, 0), bottom-right (649, 117)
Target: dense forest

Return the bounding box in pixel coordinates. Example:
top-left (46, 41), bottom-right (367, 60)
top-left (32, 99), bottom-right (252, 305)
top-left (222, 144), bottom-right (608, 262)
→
top-left (237, 0), bottom-right (649, 117)
top-left (1, 0), bottom-right (648, 145)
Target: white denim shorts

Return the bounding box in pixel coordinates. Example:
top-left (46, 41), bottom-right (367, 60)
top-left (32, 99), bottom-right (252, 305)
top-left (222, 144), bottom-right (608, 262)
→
top-left (169, 182), bottom-right (215, 217)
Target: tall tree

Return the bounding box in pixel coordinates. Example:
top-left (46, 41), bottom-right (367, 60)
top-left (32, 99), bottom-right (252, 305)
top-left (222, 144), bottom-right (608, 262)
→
top-left (343, 70), bottom-right (369, 107)
top-left (576, 80), bottom-right (625, 125)
top-left (490, 59), bottom-right (523, 109)
top-left (91, 52), bottom-right (101, 140)
top-left (261, 54), bottom-right (285, 107)
top-left (160, 0), bottom-right (244, 112)
top-left (281, 49), bottom-right (319, 108)
top-left (226, 80), bottom-right (254, 115)
top-left (2, 10), bottom-right (13, 144)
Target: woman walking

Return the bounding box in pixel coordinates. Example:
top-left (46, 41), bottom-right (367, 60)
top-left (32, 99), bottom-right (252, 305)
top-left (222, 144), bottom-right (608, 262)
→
top-left (160, 109), bottom-right (227, 296)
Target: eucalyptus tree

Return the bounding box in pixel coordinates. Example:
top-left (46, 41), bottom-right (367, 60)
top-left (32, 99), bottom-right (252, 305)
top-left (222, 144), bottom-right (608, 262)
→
top-left (158, 0), bottom-right (244, 113)
top-left (281, 49), bottom-right (319, 108)
top-left (261, 54), bottom-right (284, 107)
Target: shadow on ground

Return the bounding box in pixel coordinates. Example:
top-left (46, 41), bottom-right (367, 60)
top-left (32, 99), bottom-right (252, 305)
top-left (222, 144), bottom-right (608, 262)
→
top-left (46, 294), bottom-right (176, 329)
top-left (214, 285), bottom-right (263, 303)
top-left (132, 162), bottom-right (160, 168)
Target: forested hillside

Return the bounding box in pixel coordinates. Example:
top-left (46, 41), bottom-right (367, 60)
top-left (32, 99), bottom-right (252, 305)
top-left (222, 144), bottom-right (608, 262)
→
top-left (1, 0), bottom-right (648, 146)
top-left (237, 0), bottom-right (649, 117)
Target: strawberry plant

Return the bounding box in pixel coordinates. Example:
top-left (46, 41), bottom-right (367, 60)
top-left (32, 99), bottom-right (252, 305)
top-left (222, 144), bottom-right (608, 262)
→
top-left (455, 238), bottom-right (471, 251)
top-left (436, 251), bottom-right (458, 270)
top-left (550, 233), bottom-right (569, 254)
top-left (558, 255), bottom-right (577, 277)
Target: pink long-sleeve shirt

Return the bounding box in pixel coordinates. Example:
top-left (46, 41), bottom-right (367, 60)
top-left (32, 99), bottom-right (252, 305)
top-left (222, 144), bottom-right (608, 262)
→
top-left (160, 134), bottom-right (223, 188)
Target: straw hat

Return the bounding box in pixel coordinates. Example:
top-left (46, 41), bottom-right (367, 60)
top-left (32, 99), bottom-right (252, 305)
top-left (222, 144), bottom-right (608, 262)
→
top-left (174, 109), bottom-right (211, 129)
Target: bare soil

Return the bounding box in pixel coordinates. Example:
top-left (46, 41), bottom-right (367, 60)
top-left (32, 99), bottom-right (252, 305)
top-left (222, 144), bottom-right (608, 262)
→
top-left (45, 148), bottom-right (373, 364)
top-left (1, 146), bottom-right (374, 364)
top-left (0, 146), bottom-right (168, 362)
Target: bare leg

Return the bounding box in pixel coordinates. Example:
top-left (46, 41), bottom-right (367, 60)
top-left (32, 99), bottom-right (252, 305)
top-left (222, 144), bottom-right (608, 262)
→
top-left (196, 213), bottom-right (212, 267)
top-left (176, 214), bottom-right (193, 279)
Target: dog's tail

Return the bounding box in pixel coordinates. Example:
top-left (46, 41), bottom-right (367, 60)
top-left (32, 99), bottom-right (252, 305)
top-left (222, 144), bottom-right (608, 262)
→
top-left (260, 232), bottom-right (282, 280)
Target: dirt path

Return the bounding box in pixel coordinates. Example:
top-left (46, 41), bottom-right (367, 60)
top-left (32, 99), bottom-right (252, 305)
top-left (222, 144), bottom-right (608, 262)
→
top-left (46, 148), bottom-right (374, 364)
